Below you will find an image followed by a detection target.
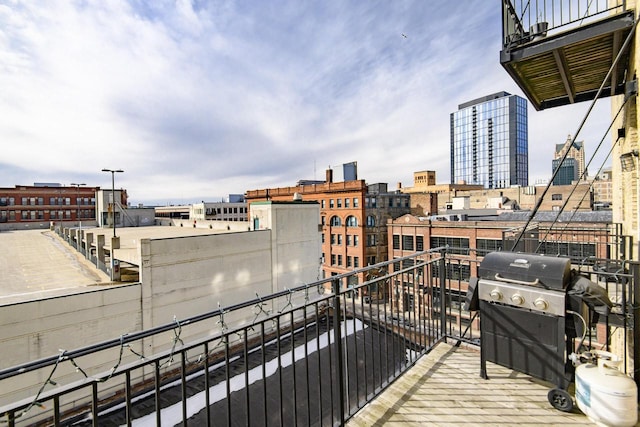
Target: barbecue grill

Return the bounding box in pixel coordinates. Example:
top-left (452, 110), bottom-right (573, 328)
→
top-left (466, 252), bottom-right (593, 411)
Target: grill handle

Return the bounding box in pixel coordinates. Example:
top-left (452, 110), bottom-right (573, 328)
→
top-left (494, 273), bottom-right (540, 287)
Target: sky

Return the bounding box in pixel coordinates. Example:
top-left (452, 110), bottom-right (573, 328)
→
top-left (0, 1), bottom-right (614, 206)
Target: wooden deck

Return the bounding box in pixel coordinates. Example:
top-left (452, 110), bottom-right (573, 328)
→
top-left (347, 342), bottom-right (606, 426)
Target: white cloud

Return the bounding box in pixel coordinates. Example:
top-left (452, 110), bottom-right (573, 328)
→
top-left (0, 1), bottom-right (615, 204)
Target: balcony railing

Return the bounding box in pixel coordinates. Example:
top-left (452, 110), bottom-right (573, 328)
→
top-left (0, 247), bottom-right (637, 426)
top-left (502, 0), bottom-right (628, 48)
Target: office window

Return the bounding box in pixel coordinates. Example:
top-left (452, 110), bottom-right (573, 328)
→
top-left (430, 236), bottom-right (470, 255)
top-left (331, 254), bottom-right (336, 265)
top-left (477, 238), bottom-right (501, 255)
top-left (337, 198), bottom-right (342, 208)
top-left (329, 199), bottom-right (334, 208)
top-left (354, 257), bottom-right (359, 268)
top-left (393, 234), bottom-right (400, 250)
top-left (321, 200), bottom-right (326, 209)
top-left (347, 256), bottom-right (352, 268)
top-left (337, 255), bottom-right (342, 266)
top-left (353, 198), bottom-right (359, 207)
top-left (354, 235), bottom-right (359, 246)
top-left (416, 235), bottom-right (424, 251)
top-left (346, 216), bottom-right (358, 227)
top-left (345, 198), bottom-right (350, 208)
top-left (331, 234), bottom-right (336, 245)
top-left (337, 234), bottom-right (343, 245)
top-left (330, 216), bottom-right (342, 226)
top-left (346, 235), bottom-right (352, 246)
top-left (402, 235), bottom-right (414, 251)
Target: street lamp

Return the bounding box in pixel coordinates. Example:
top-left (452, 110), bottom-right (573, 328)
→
top-left (70, 182), bottom-right (86, 229)
top-left (101, 169), bottom-right (124, 237)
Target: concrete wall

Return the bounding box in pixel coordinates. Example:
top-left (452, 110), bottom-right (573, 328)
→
top-left (0, 284), bottom-right (142, 404)
top-left (0, 202), bottom-right (322, 412)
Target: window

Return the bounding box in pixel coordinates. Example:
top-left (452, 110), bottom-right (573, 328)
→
top-left (477, 238), bottom-right (502, 255)
top-left (21, 211), bottom-right (28, 219)
top-left (65, 198), bottom-right (71, 205)
top-left (416, 235), bottom-right (424, 251)
top-left (37, 198), bottom-right (43, 205)
top-left (346, 216), bottom-right (358, 227)
top-left (330, 216), bottom-right (342, 226)
top-left (331, 254), bottom-right (336, 265)
top-left (354, 235), bottom-right (359, 246)
top-left (354, 257), bottom-right (359, 268)
top-left (9, 198), bottom-right (15, 206)
top-left (346, 235), bottom-right (352, 246)
top-left (21, 197), bottom-right (27, 205)
top-left (331, 234), bottom-right (336, 245)
top-left (402, 235), bottom-right (414, 251)
top-left (353, 198), bottom-right (359, 207)
top-left (393, 234), bottom-right (400, 250)
top-left (366, 215), bottom-right (376, 227)
top-left (347, 256), bottom-right (352, 268)
top-left (321, 234), bottom-right (325, 244)
top-left (430, 236), bottom-right (470, 255)
top-left (367, 256), bottom-right (376, 265)
top-left (329, 199), bottom-right (334, 208)
top-left (321, 216), bottom-right (326, 225)
top-left (30, 197), bottom-right (36, 205)
top-left (552, 194), bottom-right (562, 200)
top-left (367, 234), bottom-right (376, 247)
top-left (337, 199), bottom-right (342, 208)
top-left (321, 200), bottom-right (326, 209)
top-left (337, 234), bottom-right (343, 245)
top-left (345, 198), bottom-right (350, 208)
top-left (337, 255), bottom-right (342, 266)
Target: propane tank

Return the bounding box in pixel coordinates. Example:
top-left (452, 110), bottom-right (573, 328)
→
top-left (575, 351), bottom-right (638, 427)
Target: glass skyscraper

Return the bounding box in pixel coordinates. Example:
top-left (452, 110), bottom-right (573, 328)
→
top-left (450, 91), bottom-right (528, 189)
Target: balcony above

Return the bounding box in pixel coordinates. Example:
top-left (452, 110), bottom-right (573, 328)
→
top-left (501, 1), bottom-right (635, 110)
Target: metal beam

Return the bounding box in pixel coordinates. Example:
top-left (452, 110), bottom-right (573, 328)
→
top-left (552, 48), bottom-right (575, 104)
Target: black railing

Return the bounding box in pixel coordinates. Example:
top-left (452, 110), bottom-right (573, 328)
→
top-left (502, 0), bottom-right (628, 48)
top-left (0, 247), bottom-right (637, 426)
top-left (0, 249), bottom-right (462, 426)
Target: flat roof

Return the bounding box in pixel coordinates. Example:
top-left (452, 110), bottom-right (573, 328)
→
top-left (0, 226), bottom-right (238, 305)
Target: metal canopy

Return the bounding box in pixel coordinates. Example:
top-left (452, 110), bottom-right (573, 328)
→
top-left (501, 11), bottom-right (635, 111)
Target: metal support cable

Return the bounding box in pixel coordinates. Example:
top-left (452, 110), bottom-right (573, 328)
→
top-left (534, 94), bottom-right (632, 252)
top-left (510, 15), bottom-right (640, 251)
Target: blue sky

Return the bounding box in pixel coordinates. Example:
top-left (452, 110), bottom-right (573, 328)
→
top-left (0, 1), bottom-right (612, 205)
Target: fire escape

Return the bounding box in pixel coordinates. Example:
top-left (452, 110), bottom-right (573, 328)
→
top-left (501, 0), bottom-right (635, 111)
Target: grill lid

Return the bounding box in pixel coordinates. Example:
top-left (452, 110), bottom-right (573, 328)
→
top-left (478, 252), bottom-right (571, 290)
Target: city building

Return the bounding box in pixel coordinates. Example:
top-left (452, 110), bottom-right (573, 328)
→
top-left (0, 183), bottom-right (99, 231)
top-left (400, 170), bottom-right (593, 214)
top-left (190, 199), bottom-right (248, 223)
top-left (450, 91), bottom-right (529, 189)
top-left (552, 134), bottom-right (587, 185)
top-left (245, 164), bottom-right (410, 282)
top-left (592, 168), bottom-right (613, 208)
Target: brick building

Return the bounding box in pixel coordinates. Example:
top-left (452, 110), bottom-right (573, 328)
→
top-left (245, 167), bottom-right (410, 282)
top-left (0, 184), bottom-right (100, 229)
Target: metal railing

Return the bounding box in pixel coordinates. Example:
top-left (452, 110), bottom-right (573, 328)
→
top-left (0, 247), bottom-right (637, 426)
top-left (502, 0), bottom-right (628, 48)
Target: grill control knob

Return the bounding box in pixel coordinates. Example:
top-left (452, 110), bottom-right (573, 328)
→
top-left (489, 289), bottom-right (503, 301)
top-left (511, 294), bottom-right (525, 305)
top-left (534, 298), bottom-right (549, 311)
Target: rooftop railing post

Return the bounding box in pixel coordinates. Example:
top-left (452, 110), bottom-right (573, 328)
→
top-left (332, 277), bottom-right (346, 426)
top-left (439, 248), bottom-right (448, 341)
